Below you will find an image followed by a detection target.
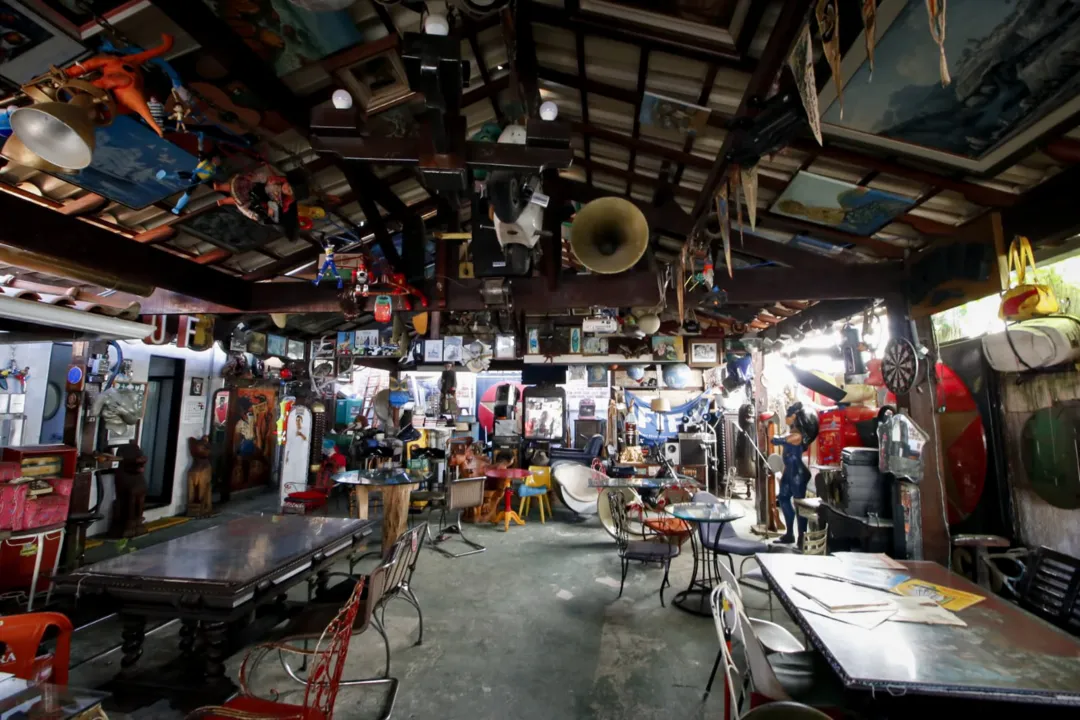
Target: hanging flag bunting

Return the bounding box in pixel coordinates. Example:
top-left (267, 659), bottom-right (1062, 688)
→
top-left (815, 0), bottom-right (843, 119)
top-left (861, 0), bottom-right (877, 79)
top-left (733, 165), bottom-right (745, 248)
top-left (717, 181), bottom-right (732, 278)
top-left (741, 164), bottom-right (759, 231)
top-left (926, 0), bottom-right (950, 87)
top-left (787, 24), bottom-right (823, 145)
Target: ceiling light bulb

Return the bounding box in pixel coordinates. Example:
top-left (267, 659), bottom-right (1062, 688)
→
top-left (425, 13), bottom-right (450, 35)
top-left (332, 89), bottom-right (353, 110)
top-left (539, 101), bottom-right (558, 121)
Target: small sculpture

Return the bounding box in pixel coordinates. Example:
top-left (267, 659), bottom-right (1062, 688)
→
top-left (186, 435), bottom-right (213, 517)
top-left (108, 441), bottom-right (147, 539)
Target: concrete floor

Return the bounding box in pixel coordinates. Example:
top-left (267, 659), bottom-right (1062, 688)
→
top-left (64, 490), bottom-right (797, 719)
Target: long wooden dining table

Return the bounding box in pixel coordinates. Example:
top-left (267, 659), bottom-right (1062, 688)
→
top-left (756, 553), bottom-right (1080, 709)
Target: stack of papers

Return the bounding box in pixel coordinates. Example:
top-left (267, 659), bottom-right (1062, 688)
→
top-left (792, 578), bottom-right (895, 613)
top-left (895, 579), bottom-right (985, 611)
top-left (797, 566), bottom-right (909, 593)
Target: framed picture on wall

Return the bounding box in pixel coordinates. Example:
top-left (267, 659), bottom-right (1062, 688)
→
top-left (526, 326), bottom-right (541, 355)
top-left (189, 377), bottom-right (205, 397)
top-left (424, 340), bottom-right (443, 363)
top-left (582, 335), bottom-right (607, 356)
top-left (688, 341), bottom-right (719, 367)
top-left (267, 334), bottom-right (287, 357)
top-left (443, 336), bottom-right (463, 363)
top-left (246, 331), bottom-right (267, 355)
top-left (569, 328), bottom-right (582, 354)
top-left (286, 339), bottom-right (305, 360)
top-left (0, 1), bottom-right (86, 86)
top-left (494, 334), bottom-right (516, 360)
top-left (652, 336), bottom-right (683, 362)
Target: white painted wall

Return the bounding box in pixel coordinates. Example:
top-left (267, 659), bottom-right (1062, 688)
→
top-left (0, 342), bottom-right (54, 444)
top-left (82, 341), bottom-right (228, 536)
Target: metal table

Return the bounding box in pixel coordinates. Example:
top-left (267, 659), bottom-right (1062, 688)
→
top-left (53, 515), bottom-right (374, 706)
top-left (335, 468), bottom-right (423, 550)
top-left (665, 502), bottom-right (745, 617)
top-left (0, 678), bottom-right (109, 719)
top-left (757, 554), bottom-right (1080, 708)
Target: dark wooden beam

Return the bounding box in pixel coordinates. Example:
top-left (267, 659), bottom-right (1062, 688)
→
top-left (572, 158), bottom-right (698, 200)
top-left (572, 122), bottom-right (713, 170)
top-left (510, 0), bottom-right (541, 118)
top-left (531, 2), bottom-right (751, 68)
top-left (468, 32), bottom-right (505, 122)
top-left (147, 0), bottom-right (306, 129)
top-left (0, 192), bottom-right (249, 308)
top-left (575, 31), bottom-right (593, 186)
top-left (755, 211), bottom-right (907, 260)
top-left (463, 74), bottom-right (510, 107)
top-left (690, 0), bottom-right (815, 230)
top-left (735, 0), bottom-right (769, 55)
top-left (626, 49), bottom-right (650, 197)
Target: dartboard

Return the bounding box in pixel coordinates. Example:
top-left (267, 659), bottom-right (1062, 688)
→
top-left (882, 337), bottom-right (919, 396)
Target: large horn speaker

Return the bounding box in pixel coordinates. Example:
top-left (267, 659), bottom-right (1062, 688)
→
top-left (570, 197), bottom-right (649, 274)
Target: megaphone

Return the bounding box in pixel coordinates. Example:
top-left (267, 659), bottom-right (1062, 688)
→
top-left (570, 197), bottom-right (649, 274)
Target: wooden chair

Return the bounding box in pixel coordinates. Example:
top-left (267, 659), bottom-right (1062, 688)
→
top-left (429, 477), bottom-right (486, 558)
top-left (607, 491), bottom-right (680, 607)
top-left (643, 487), bottom-right (693, 548)
top-left (187, 569), bottom-right (397, 720)
top-left (517, 467), bottom-right (553, 523)
top-left (0, 612), bottom-right (72, 685)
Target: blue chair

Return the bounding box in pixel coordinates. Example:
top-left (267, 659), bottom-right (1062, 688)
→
top-left (549, 434), bottom-right (604, 466)
top-left (693, 491), bottom-right (767, 577)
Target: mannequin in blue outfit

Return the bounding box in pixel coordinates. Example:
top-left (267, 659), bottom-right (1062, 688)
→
top-left (772, 401), bottom-right (819, 546)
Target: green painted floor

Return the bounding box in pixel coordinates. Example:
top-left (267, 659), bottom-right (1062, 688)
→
top-left (65, 491), bottom-right (795, 719)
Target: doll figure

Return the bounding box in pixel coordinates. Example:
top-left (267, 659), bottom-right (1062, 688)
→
top-left (771, 401), bottom-right (819, 546)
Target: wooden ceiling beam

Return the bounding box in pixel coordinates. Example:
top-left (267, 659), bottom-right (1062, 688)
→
top-left (0, 191), bottom-right (248, 308)
top-left (505, 1), bottom-right (541, 118)
top-left (690, 0), bottom-right (815, 229)
top-left (571, 122), bottom-right (713, 169)
top-left (468, 31), bottom-right (505, 123)
top-left (626, 49), bottom-right (650, 197)
top-left (575, 31), bottom-right (593, 186)
top-left (463, 74), bottom-right (511, 108)
top-left (754, 211), bottom-right (906, 260)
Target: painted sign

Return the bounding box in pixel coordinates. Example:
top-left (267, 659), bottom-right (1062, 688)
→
top-left (140, 314), bottom-right (216, 350)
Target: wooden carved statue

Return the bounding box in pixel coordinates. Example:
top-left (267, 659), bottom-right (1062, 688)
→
top-left (108, 441), bottom-right (147, 539)
top-left (186, 435), bottom-right (213, 517)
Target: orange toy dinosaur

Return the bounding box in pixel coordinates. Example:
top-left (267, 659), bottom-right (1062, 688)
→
top-left (64, 33), bottom-right (175, 137)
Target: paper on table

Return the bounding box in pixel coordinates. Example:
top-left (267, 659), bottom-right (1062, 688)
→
top-left (890, 596), bottom-right (967, 627)
top-left (833, 552), bottom-right (906, 570)
top-left (895, 579), bottom-right (985, 612)
top-left (797, 566), bottom-right (908, 593)
top-left (789, 587), bottom-right (895, 630)
top-left (793, 578), bottom-right (895, 613)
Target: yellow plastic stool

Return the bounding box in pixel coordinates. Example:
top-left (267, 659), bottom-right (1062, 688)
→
top-left (518, 466), bottom-right (553, 523)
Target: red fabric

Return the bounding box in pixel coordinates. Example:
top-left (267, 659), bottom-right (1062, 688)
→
top-left (215, 696), bottom-right (326, 719)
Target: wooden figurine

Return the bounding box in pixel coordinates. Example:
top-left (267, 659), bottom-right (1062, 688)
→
top-left (108, 441), bottom-right (147, 539)
top-left (186, 435), bottom-right (213, 517)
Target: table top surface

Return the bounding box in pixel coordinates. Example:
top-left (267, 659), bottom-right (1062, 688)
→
top-left (484, 468), bottom-right (533, 480)
top-left (665, 502), bottom-right (745, 522)
top-left (0, 678), bottom-right (108, 719)
top-left (588, 476), bottom-right (665, 489)
top-left (57, 515), bottom-right (371, 590)
top-left (756, 554), bottom-right (1080, 704)
top-left (334, 468), bottom-right (424, 486)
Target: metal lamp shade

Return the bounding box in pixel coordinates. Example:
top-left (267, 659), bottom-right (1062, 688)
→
top-left (9, 103), bottom-right (95, 170)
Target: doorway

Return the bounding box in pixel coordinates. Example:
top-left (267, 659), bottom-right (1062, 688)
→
top-left (141, 356), bottom-right (185, 508)
top-left (38, 343), bottom-right (72, 444)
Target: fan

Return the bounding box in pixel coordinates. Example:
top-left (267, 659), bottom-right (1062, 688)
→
top-left (881, 337), bottom-right (920, 396)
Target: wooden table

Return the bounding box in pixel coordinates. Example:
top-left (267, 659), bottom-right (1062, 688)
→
top-left (53, 515), bottom-right (374, 708)
top-left (756, 554), bottom-right (1080, 708)
top-left (335, 468), bottom-right (422, 550)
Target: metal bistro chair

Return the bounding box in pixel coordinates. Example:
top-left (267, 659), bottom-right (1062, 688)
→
top-left (800, 525), bottom-right (828, 556)
top-left (607, 490), bottom-right (680, 607)
top-left (429, 477), bottom-right (486, 558)
top-left (315, 523), bottom-right (427, 650)
top-left (710, 583), bottom-right (845, 717)
top-left (188, 570), bottom-right (397, 720)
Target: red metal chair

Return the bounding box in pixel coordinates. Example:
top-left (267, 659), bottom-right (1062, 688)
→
top-left (0, 612), bottom-right (73, 685)
top-left (187, 575), bottom-right (375, 720)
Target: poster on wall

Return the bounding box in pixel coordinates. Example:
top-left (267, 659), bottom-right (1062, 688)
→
top-left (523, 396), bottom-right (564, 440)
top-left (286, 339), bottom-right (305, 360)
top-left (229, 387), bottom-right (277, 491)
top-left (267, 334), bottom-right (287, 357)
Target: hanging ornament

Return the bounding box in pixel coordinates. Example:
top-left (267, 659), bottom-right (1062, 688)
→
top-left (374, 295), bottom-right (393, 324)
top-left (815, 0), bottom-right (843, 119)
top-left (733, 166), bottom-right (745, 248)
top-left (717, 181), bottom-right (732, 279)
top-left (926, 0), bottom-right (950, 87)
top-left (861, 0), bottom-right (878, 80)
top-left (787, 24), bottom-right (823, 145)
top-left (741, 165), bottom-right (759, 231)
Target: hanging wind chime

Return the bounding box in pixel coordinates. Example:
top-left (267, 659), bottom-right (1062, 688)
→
top-left (741, 165), bottom-right (758, 231)
top-left (815, 0), bottom-right (844, 119)
top-left (787, 22), bottom-right (822, 145)
top-left (926, 0), bottom-right (950, 87)
top-left (861, 0), bottom-right (877, 79)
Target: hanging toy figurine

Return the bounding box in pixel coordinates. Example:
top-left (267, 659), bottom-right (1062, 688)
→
top-left (702, 257), bottom-right (714, 290)
top-left (771, 401), bottom-right (819, 547)
top-left (64, 33), bottom-right (176, 136)
top-left (313, 240), bottom-right (343, 289)
top-left (157, 133), bottom-right (222, 214)
top-left (213, 164), bottom-right (297, 231)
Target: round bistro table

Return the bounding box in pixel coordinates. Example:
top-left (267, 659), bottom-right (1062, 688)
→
top-left (665, 501), bottom-right (746, 616)
top-left (485, 467), bottom-right (533, 531)
top-left (335, 467), bottom-right (423, 550)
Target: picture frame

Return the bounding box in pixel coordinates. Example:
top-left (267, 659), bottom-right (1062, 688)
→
top-left (267, 334), bottom-right (287, 357)
top-left (229, 332), bottom-right (248, 353)
top-left (494, 334), bottom-right (517, 360)
top-left (443, 336), bottom-right (463, 363)
top-left (286, 339), bottom-right (305, 361)
top-left (246, 331), bottom-right (267, 356)
top-left (587, 365), bottom-right (609, 388)
top-left (526, 327), bottom-right (540, 355)
top-left (0, 1), bottom-right (86, 86)
top-left (582, 335), bottom-right (608, 356)
top-left (770, 171), bottom-right (914, 236)
top-left (334, 48), bottom-right (413, 113)
top-left (189, 377), bottom-right (205, 397)
top-left (815, 0), bottom-right (1080, 176)
top-left (424, 340), bottom-right (444, 363)
top-left (688, 341), bottom-right (719, 368)
top-left (651, 336), bottom-right (682, 362)
top-left (354, 330), bottom-right (379, 353)
top-left (569, 327), bottom-right (582, 354)
top-left (336, 331), bottom-right (354, 356)
top-left (335, 355), bottom-right (353, 379)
